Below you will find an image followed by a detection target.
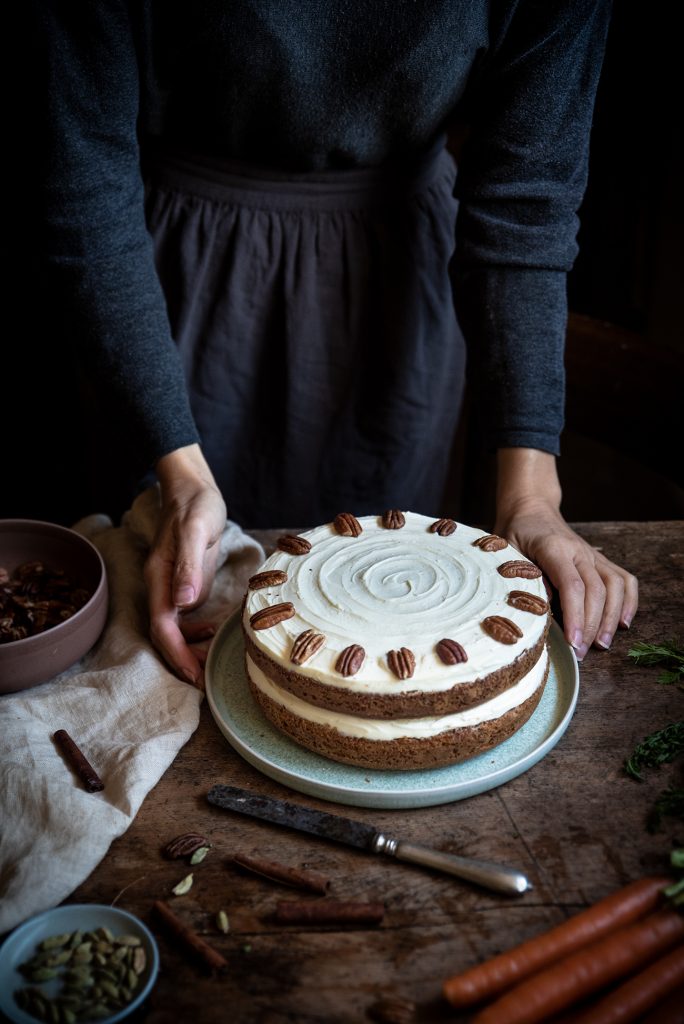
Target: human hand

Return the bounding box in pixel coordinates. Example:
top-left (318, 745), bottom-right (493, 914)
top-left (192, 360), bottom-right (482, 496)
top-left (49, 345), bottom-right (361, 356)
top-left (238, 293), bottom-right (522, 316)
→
top-left (494, 449), bottom-right (638, 661)
top-left (144, 445), bottom-right (227, 686)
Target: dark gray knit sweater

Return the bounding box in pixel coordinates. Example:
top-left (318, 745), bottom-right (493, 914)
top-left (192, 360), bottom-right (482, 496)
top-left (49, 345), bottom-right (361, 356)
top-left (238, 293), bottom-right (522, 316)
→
top-left (30, 0), bottom-right (612, 478)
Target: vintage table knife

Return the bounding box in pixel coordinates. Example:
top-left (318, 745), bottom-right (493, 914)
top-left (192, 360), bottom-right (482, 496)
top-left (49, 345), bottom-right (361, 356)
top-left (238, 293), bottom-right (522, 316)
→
top-left (207, 784), bottom-right (531, 895)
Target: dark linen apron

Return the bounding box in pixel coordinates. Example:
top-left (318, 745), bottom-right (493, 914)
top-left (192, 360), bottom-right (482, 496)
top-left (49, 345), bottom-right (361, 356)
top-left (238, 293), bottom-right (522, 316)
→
top-left (143, 142), bottom-right (466, 528)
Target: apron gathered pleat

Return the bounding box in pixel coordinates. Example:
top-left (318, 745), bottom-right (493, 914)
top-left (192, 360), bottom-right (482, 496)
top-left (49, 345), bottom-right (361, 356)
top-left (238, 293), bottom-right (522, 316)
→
top-left (143, 141), bottom-right (466, 528)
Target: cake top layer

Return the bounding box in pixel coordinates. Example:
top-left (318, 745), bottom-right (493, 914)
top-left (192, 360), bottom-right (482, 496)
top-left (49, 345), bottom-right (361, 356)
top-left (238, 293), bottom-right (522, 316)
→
top-left (243, 512), bottom-right (549, 693)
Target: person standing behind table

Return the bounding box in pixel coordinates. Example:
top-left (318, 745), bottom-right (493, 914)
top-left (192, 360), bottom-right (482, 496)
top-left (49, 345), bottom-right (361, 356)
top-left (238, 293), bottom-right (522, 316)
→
top-left (30, 0), bottom-right (637, 686)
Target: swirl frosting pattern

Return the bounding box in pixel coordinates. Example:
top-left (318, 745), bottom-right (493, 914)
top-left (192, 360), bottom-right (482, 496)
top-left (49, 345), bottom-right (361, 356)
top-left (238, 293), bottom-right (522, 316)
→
top-left (245, 513), bottom-right (548, 693)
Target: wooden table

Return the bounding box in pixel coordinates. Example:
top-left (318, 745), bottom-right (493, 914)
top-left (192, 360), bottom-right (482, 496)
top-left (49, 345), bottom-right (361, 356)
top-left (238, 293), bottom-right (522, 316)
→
top-left (62, 523), bottom-right (684, 1023)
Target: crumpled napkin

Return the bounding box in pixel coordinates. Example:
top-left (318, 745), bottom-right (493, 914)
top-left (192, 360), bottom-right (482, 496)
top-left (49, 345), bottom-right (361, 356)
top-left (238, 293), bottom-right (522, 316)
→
top-left (0, 486), bottom-right (265, 935)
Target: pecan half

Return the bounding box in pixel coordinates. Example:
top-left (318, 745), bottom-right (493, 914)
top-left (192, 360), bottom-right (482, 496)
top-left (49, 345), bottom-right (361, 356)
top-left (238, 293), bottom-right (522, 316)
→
top-left (277, 534), bottom-right (312, 555)
top-left (436, 638), bottom-right (468, 665)
top-left (429, 518), bottom-right (457, 537)
top-left (335, 644), bottom-right (366, 677)
top-left (248, 569), bottom-right (288, 590)
top-left (497, 559), bottom-right (543, 580)
top-left (482, 616), bottom-right (524, 644)
top-left (291, 628), bottom-right (327, 665)
top-left (334, 512), bottom-right (363, 537)
top-left (381, 509), bottom-right (406, 530)
top-left (507, 590), bottom-right (549, 615)
top-left (473, 534), bottom-right (508, 552)
top-left (368, 997), bottom-right (417, 1024)
top-left (163, 833), bottom-right (209, 860)
top-left (387, 647), bottom-right (416, 679)
top-left (249, 602), bottom-right (295, 630)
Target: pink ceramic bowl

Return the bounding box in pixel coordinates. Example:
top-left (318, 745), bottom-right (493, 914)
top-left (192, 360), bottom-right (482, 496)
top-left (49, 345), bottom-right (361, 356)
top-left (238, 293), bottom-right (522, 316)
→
top-left (0, 520), bottom-right (108, 694)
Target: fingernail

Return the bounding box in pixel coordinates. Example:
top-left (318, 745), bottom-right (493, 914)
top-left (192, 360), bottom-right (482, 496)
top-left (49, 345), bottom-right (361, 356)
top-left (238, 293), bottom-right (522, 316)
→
top-left (571, 630), bottom-right (583, 649)
top-left (620, 614), bottom-right (632, 629)
top-left (595, 632), bottom-right (612, 650)
top-left (183, 667), bottom-right (199, 686)
top-left (574, 642), bottom-right (589, 662)
top-left (175, 585), bottom-right (195, 606)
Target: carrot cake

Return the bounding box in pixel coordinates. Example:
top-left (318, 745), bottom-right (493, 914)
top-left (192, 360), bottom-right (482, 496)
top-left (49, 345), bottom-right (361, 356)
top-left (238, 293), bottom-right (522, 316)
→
top-left (242, 511), bottom-right (551, 770)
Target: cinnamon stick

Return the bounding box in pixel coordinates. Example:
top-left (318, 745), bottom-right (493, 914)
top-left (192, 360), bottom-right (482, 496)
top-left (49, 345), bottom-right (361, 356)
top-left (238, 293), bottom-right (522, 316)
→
top-left (231, 852), bottom-right (330, 895)
top-left (153, 900), bottom-right (228, 973)
top-left (53, 729), bottom-right (104, 792)
top-left (274, 899), bottom-right (384, 926)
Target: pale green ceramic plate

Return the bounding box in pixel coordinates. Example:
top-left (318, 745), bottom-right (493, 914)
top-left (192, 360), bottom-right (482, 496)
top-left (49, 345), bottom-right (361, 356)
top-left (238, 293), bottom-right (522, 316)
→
top-left (205, 615), bottom-right (579, 810)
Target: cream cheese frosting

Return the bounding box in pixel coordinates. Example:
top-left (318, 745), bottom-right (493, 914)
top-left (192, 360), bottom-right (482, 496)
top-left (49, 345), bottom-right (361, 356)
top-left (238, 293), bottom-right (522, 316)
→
top-left (246, 646), bottom-right (549, 740)
top-left (244, 513), bottom-right (548, 692)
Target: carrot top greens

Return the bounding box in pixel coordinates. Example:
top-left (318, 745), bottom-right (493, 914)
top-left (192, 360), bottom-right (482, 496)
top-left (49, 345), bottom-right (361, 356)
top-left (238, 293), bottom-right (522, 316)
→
top-left (624, 637), bottom-right (684, 832)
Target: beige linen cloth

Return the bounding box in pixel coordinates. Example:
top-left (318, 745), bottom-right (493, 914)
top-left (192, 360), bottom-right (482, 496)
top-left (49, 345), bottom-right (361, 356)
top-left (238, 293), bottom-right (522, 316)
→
top-left (0, 486), bottom-right (265, 935)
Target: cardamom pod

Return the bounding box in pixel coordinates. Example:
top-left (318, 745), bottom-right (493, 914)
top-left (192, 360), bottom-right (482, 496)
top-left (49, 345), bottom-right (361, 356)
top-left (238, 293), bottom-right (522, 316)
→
top-left (190, 845), bottom-right (210, 865)
top-left (216, 910), bottom-right (230, 934)
top-left (171, 872), bottom-right (194, 895)
top-left (132, 946), bottom-right (147, 974)
top-left (39, 934), bottom-right (70, 951)
top-left (28, 968), bottom-right (58, 983)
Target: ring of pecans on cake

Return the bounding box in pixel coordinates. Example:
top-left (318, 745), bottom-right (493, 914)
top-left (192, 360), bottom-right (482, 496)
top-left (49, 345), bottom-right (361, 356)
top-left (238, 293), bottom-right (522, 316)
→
top-left (242, 512), bottom-right (552, 771)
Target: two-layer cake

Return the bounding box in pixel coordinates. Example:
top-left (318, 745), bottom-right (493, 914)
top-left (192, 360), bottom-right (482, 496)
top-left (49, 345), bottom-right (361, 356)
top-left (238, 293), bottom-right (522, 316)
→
top-left (242, 512), bottom-right (551, 770)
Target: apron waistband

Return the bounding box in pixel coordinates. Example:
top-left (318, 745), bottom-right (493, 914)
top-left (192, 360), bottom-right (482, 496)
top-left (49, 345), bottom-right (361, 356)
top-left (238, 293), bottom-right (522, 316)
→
top-left (141, 135), bottom-right (454, 212)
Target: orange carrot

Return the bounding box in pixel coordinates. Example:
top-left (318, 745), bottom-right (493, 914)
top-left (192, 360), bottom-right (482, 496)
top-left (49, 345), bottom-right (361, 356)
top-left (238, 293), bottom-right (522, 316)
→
top-left (639, 979), bottom-right (684, 1024)
top-left (569, 945), bottom-right (684, 1024)
top-left (442, 876), bottom-right (672, 1008)
top-left (470, 907), bottom-right (684, 1024)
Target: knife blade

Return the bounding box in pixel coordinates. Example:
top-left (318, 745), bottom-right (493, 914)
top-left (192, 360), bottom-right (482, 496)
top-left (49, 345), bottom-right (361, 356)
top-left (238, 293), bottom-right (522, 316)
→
top-left (207, 784), bottom-right (531, 896)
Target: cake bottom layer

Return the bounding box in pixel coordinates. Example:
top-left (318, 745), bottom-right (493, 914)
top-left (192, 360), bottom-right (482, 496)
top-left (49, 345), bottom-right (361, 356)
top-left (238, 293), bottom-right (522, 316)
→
top-left (245, 649), bottom-right (550, 771)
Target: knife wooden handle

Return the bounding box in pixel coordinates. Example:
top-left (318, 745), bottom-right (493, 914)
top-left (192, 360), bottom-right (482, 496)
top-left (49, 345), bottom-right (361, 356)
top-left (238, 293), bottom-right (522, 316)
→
top-left (376, 837), bottom-right (531, 895)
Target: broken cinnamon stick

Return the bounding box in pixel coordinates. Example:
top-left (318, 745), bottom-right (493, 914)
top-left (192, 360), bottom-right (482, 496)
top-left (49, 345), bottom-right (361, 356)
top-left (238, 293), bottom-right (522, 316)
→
top-left (274, 899), bottom-right (384, 926)
top-left (53, 729), bottom-right (104, 792)
top-left (153, 900), bottom-right (228, 972)
top-left (231, 852), bottom-right (330, 895)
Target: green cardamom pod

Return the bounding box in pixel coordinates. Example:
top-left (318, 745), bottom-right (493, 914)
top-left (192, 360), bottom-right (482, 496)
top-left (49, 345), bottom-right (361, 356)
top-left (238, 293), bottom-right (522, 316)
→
top-left (171, 872), bottom-right (194, 895)
top-left (46, 950), bottom-right (73, 967)
top-left (132, 947), bottom-right (147, 974)
top-left (39, 934), bottom-right (71, 951)
top-left (216, 910), bottom-right (230, 934)
top-left (88, 1005), bottom-right (112, 1019)
top-left (190, 845), bottom-right (210, 865)
top-left (29, 968), bottom-right (59, 983)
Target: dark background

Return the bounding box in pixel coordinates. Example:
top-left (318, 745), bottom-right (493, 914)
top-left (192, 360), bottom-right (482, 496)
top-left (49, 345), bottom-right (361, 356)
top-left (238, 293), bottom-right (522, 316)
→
top-left (5, 3), bottom-right (683, 528)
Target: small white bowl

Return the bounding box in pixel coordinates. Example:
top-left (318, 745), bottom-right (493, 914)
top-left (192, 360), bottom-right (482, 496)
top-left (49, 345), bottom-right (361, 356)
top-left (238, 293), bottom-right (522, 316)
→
top-left (0, 904), bottom-right (159, 1024)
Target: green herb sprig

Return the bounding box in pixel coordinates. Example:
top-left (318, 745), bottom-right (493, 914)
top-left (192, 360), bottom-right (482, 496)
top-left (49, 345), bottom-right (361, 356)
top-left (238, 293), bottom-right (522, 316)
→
top-left (664, 849), bottom-right (684, 907)
top-left (624, 635), bottom-right (684, 831)
top-left (627, 638), bottom-right (684, 687)
top-left (648, 785), bottom-right (684, 834)
top-left (625, 721), bottom-right (684, 781)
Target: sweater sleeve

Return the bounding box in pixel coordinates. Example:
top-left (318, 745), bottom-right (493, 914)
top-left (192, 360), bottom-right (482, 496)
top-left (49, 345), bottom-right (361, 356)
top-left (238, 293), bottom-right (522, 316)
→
top-left (30, 0), bottom-right (200, 479)
top-left (451, 0), bottom-right (612, 455)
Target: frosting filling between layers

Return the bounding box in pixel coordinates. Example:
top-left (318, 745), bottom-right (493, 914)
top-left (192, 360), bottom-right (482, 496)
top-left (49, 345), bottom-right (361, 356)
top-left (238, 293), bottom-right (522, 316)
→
top-left (245, 646), bottom-right (549, 741)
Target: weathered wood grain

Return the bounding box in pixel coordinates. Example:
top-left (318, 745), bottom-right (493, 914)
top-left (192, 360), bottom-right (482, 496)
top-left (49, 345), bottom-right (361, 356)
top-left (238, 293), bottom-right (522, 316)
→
top-left (63, 522), bottom-right (684, 1024)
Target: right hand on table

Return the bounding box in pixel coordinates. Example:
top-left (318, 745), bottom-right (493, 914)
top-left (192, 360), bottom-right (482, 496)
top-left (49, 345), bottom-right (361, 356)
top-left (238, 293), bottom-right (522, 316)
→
top-left (145, 444), bottom-right (227, 686)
